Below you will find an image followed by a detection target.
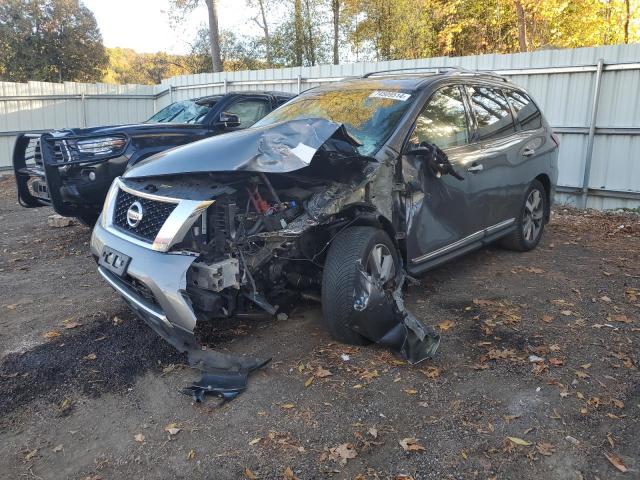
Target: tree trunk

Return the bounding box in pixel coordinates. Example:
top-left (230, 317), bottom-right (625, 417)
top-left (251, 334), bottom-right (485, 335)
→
top-left (293, 0), bottom-right (304, 66)
top-left (624, 0), bottom-right (630, 44)
top-left (332, 0), bottom-right (339, 65)
top-left (257, 0), bottom-right (271, 67)
top-left (205, 0), bottom-right (223, 72)
top-left (514, 0), bottom-right (527, 52)
top-left (304, 0), bottom-right (316, 66)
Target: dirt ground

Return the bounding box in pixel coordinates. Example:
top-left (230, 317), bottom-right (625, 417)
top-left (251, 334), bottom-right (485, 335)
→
top-left (0, 174), bottom-right (638, 480)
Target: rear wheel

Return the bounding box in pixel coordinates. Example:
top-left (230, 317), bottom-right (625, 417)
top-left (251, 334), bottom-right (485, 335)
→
top-left (500, 179), bottom-right (546, 251)
top-left (321, 226), bottom-right (398, 345)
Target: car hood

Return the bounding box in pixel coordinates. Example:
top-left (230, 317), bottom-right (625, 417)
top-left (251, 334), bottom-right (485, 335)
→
top-left (51, 123), bottom-right (208, 138)
top-left (124, 118), bottom-right (363, 178)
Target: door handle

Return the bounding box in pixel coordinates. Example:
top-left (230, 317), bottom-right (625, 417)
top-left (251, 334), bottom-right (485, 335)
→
top-left (522, 147), bottom-right (536, 157)
top-left (467, 163), bottom-right (483, 173)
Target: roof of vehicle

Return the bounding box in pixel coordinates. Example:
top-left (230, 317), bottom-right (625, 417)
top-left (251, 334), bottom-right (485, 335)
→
top-left (313, 68), bottom-right (512, 92)
top-left (192, 91), bottom-right (295, 102)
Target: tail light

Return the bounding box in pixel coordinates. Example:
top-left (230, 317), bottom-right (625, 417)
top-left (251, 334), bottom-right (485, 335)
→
top-left (551, 131), bottom-right (560, 147)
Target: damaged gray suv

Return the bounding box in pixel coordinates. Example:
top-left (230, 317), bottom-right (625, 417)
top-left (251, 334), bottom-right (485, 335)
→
top-left (91, 67), bottom-right (558, 367)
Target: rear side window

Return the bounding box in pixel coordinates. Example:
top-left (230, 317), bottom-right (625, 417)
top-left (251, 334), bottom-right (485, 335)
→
top-left (467, 86), bottom-right (516, 141)
top-left (504, 90), bottom-right (542, 130)
top-left (409, 85), bottom-right (469, 150)
top-left (225, 99), bottom-right (270, 128)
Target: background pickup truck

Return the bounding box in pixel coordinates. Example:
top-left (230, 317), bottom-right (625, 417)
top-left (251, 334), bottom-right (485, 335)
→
top-left (12, 90), bottom-right (294, 225)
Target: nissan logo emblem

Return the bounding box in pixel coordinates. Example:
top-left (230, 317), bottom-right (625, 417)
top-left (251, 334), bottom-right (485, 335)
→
top-left (126, 201), bottom-right (144, 228)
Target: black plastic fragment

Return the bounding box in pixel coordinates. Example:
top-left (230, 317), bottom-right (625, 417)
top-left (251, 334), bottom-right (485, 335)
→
top-left (181, 356), bottom-right (271, 404)
top-left (350, 262), bottom-right (440, 364)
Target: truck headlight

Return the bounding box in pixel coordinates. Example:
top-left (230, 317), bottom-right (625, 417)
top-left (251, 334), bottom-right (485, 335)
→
top-left (75, 136), bottom-right (127, 157)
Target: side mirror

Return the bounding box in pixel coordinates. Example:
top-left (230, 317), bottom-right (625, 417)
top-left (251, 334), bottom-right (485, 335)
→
top-left (216, 112), bottom-right (241, 128)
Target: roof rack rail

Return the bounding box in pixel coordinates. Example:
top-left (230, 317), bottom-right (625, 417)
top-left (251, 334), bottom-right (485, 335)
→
top-left (362, 66), bottom-right (508, 82)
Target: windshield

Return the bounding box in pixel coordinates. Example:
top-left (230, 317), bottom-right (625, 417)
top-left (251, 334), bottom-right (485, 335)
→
top-left (253, 88), bottom-right (414, 156)
top-left (146, 99), bottom-right (217, 124)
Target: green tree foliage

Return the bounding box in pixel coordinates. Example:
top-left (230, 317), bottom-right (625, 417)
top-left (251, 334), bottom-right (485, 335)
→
top-left (0, 0), bottom-right (108, 82)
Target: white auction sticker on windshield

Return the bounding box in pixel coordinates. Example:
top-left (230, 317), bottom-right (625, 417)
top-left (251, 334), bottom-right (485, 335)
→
top-left (369, 90), bottom-right (411, 101)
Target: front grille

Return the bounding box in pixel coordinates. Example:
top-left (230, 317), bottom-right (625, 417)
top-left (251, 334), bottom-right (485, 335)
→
top-left (24, 137), bottom-right (68, 168)
top-left (112, 189), bottom-right (177, 242)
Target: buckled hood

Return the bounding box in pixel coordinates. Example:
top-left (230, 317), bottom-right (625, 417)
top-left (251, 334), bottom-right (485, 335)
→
top-left (124, 118), bottom-right (363, 178)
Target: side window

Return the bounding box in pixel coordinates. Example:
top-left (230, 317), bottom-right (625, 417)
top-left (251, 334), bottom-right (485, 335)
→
top-left (409, 85), bottom-right (469, 150)
top-left (504, 90), bottom-right (542, 130)
top-left (467, 86), bottom-right (516, 141)
top-left (225, 99), bottom-right (270, 128)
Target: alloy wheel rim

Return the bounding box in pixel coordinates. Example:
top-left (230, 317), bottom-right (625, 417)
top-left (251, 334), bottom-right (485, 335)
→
top-left (367, 244), bottom-right (395, 284)
top-left (523, 189), bottom-right (544, 242)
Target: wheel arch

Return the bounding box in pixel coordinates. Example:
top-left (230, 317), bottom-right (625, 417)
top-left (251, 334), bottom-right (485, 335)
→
top-left (534, 173), bottom-right (551, 221)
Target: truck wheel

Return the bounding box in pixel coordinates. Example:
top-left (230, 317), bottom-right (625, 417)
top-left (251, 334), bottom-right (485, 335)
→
top-left (321, 226), bottom-right (398, 345)
top-left (76, 211), bottom-right (99, 227)
top-left (500, 179), bottom-right (546, 251)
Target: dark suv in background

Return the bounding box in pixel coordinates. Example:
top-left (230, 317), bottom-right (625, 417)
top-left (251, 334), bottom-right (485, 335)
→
top-left (90, 67), bottom-right (559, 364)
top-left (12, 91), bottom-right (293, 224)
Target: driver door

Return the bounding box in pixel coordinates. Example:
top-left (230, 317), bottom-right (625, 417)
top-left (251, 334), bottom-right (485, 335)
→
top-left (403, 85), bottom-right (484, 273)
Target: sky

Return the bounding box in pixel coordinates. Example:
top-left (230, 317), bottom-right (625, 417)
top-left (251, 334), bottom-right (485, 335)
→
top-left (83, 0), bottom-right (261, 55)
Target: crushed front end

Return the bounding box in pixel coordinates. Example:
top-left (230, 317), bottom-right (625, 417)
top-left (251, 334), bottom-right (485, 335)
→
top-left (91, 118), bottom-right (440, 374)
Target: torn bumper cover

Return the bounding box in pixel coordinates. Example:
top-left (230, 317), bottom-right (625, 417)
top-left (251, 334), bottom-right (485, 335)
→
top-left (351, 262), bottom-right (440, 364)
top-left (91, 225), bottom-right (269, 400)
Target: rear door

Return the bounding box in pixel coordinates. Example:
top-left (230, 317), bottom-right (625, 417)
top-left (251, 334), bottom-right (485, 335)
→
top-left (403, 84), bottom-right (485, 269)
top-left (464, 84), bottom-right (522, 231)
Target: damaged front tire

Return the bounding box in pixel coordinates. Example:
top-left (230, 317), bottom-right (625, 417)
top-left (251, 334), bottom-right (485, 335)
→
top-left (321, 226), bottom-right (398, 345)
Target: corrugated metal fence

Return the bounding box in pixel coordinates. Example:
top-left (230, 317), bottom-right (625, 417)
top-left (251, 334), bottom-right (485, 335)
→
top-left (1, 44), bottom-right (639, 209)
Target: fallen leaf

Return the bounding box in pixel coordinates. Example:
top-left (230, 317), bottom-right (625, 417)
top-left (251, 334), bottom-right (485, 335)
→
top-left (329, 443), bottom-right (358, 465)
top-left (437, 320), bottom-right (455, 331)
top-left (542, 315), bottom-right (554, 323)
top-left (507, 436), bottom-right (532, 446)
top-left (549, 357), bottom-right (564, 366)
top-left (304, 376), bottom-right (313, 388)
top-left (52, 444), bottom-right (63, 453)
top-left (283, 466), bottom-right (297, 480)
top-left (610, 398), bottom-right (624, 409)
top-left (249, 437), bottom-right (261, 446)
top-left (609, 314), bottom-right (631, 324)
top-left (536, 442), bottom-right (555, 456)
top-left (560, 310), bottom-right (573, 316)
top-left (352, 384), bottom-right (364, 389)
top-left (399, 437), bottom-right (425, 452)
top-left (368, 427), bottom-right (378, 438)
top-left (134, 433), bottom-right (145, 443)
top-left (164, 423), bottom-right (180, 436)
top-left (527, 267), bottom-right (544, 274)
top-left (421, 366), bottom-right (441, 379)
top-left (112, 315), bottom-right (124, 325)
top-left (575, 370), bottom-right (590, 379)
top-left (187, 449), bottom-right (196, 460)
top-left (404, 388), bottom-right (418, 395)
top-left (82, 353), bottom-right (97, 361)
top-left (599, 296), bottom-right (612, 303)
top-left (24, 449), bottom-right (38, 460)
top-left (315, 367), bottom-right (333, 378)
top-left (280, 403), bottom-right (295, 409)
top-left (44, 330), bottom-right (61, 339)
top-left (604, 452), bottom-right (628, 473)
top-left (244, 467), bottom-right (258, 479)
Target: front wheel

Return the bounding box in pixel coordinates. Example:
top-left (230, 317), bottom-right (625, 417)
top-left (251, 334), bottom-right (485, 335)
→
top-left (500, 179), bottom-right (547, 251)
top-left (76, 211), bottom-right (99, 227)
top-left (321, 226), bottom-right (399, 345)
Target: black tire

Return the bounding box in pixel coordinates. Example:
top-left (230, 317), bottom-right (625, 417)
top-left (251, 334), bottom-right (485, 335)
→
top-left (321, 226), bottom-right (399, 345)
top-left (76, 211), bottom-right (99, 227)
top-left (500, 179), bottom-right (547, 251)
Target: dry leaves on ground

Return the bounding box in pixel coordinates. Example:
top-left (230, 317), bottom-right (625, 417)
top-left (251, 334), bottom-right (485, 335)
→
top-left (399, 437), bottom-right (425, 452)
top-left (329, 443), bottom-right (358, 465)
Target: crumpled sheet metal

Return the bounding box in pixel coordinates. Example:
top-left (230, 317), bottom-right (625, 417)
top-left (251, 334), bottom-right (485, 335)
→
top-left (125, 118), bottom-right (362, 178)
top-left (350, 262), bottom-right (440, 364)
